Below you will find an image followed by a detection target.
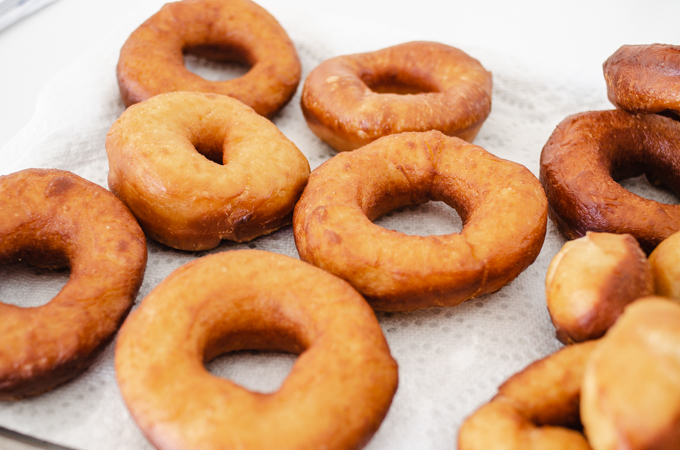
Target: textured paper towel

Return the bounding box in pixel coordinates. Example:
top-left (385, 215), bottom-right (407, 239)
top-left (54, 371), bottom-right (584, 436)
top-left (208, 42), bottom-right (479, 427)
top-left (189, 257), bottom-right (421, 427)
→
top-left (0, 1), bottom-right (675, 449)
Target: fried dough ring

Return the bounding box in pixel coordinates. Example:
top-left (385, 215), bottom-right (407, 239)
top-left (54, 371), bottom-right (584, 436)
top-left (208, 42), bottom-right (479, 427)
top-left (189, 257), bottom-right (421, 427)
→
top-left (293, 131), bottom-right (547, 311)
top-left (301, 41), bottom-right (492, 152)
top-left (0, 169), bottom-right (146, 400)
top-left (604, 44), bottom-right (680, 117)
top-left (116, 0), bottom-right (301, 117)
top-left (106, 91), bottom-right (310, 251)
top-left (540, 110), bottom-right (680, 253)
top-left (458, 341), bottom-right (598, 450)
top-left (115, 250), bottom-right (398, 450)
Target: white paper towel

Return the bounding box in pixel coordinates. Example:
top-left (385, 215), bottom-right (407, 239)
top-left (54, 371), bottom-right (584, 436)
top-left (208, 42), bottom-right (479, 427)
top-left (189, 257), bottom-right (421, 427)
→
top-left (0, 1), bottom-right (674, 449)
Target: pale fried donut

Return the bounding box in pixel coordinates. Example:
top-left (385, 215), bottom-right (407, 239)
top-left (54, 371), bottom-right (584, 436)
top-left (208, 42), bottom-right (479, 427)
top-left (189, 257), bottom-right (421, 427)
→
top-left (458, 341), bottom-right (598, 450)
top-left (649, 230), bottom-right (680, 299)
top-left (117, 0), bottom-right (301, 117)
top-left (115, 250), bottom-right (398, 450)
top-left (540, 110), bottom-right (680, 253)
top-left (106, 91), bottom-right (310, 251)
top-left (546, 232), bottom-right (653, 344)
top-left (604, 44), bottom-right (680, 117)
top-left (293, 131), bottom-right (547, 311)
top-left (0, 169), bottom-right (146, 400)
top-left (301, 41), bottom-right (492, 152)
top-left (581, 297), bottom-right (680, 450)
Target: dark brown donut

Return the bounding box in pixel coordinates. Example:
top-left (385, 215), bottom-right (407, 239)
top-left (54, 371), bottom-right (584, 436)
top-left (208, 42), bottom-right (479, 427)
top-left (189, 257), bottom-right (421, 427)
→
top-left (604, 44), bottom-right (680, 116)
top-left (116, 0), bottom-right (301, 117)
top-left (540, 110), bottom-right (680, 253)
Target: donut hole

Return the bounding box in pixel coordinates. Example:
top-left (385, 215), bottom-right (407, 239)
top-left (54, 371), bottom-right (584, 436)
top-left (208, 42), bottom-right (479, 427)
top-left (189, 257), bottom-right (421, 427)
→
top-left (374, 200), bottom-right (464, 235)
top-left (183, 44), bottom-right (251, 82)
top-left (189, 133), bottom-right (226, 165)
top-left (360, 72), bottom-right (439, 95)
top-left (618, 174), bottom-right (680, 205)
top-left (207, 351), bottom-right (297, 394)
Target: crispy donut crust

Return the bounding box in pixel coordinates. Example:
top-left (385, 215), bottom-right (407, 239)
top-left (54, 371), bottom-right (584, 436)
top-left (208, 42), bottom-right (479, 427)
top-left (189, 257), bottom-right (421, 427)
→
top-left (540, 110), bottom-right (680, 253)
top-left (115, 250), bottom-right (398, 450)
top-left (546, 232), bottom-right (653, 344)
top-left (293, 131), bottom-right (547, 311)
top-left (301, 41), bottom-right (492, 152)
top-left (0, 169), bottom-right (146, 400)
top-left (106, 91), bottom-right (310, 251)
top-left (581, 298), bottom-right (680, 450)
top-left (458, 341), bottom-right (598, 450)
top-left (116, 0), bottom-right (301, 118)
top-left (649, 230), bottom-right (680, 299)
top-left (604, 44), bottom-right (680, 116)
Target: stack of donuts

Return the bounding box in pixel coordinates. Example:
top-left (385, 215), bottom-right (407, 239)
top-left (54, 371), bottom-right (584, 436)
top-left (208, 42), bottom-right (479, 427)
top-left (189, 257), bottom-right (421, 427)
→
top-left (2, 0), bottom-right (678, 448)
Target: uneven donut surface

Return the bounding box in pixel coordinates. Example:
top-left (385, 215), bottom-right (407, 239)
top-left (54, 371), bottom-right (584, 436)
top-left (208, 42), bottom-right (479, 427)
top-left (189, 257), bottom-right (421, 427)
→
top-left (115, 250), bottom-right (398, 450)
top-left (649, 230), bottom-right (680, 299)
top-left (540, 109), bottom-right (680, 253)
top-left (604, 44), bottom-right (680, 116)
top-left (458, 341), bottom-right (598, 450)
top-left (117, 0), bottom-right (301, 117)
top-left (293, 130), bottom-right (547, 311)
top-left (0, 169), bottom-right (146, 400)
top-left (301, 41), bottom-right (492, 152)
top-left (106, 91), bottom-right (310, 251)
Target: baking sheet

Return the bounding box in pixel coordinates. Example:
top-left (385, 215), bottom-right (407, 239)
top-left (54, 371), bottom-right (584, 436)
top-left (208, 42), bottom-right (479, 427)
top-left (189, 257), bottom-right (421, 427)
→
top-left (0, 1), bottom-right (675, 448)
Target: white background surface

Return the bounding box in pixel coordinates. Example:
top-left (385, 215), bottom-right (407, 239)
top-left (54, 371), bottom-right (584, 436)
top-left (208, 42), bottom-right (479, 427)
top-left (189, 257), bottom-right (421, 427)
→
top-left (0, 1), bottom-right (679, 449)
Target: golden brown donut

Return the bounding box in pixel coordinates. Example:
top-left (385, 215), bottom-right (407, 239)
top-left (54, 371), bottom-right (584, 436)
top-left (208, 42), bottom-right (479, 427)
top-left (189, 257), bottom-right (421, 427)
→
top-left (581, 297), bottom-right (680, 450)
top-left (545, 232), bottom-right (653, 344)
top-left (116, 0), bottom-right (301, 117)
top-left (458, 341), bottom-right (598, 450)
top-left (540, 109), bottom-right (680, 253)
top-left (115, 250), bottom-right (398, 450)
top-left (106, 91), bottom-right (310, 251)
top-left (649, 230), bottom-right (680, 299)
top-left (604, 44), bottom-right (680, 117)
top-left (300, 41), bottom-right (492, 152)
top-left (293, 130), bottom-right (547, 311)
top-left (0, 169), bottom-right (146, 400)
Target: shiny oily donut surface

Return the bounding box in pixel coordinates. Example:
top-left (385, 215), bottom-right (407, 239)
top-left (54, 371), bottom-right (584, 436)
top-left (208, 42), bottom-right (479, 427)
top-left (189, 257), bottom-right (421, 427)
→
top-left (293, 131), bottom-right (547, 311)
top-left (458, 341), bottom-right (598, 450)
top-left (117, 0), bottom-right (301, 117)
top-left (106, 91), bottom-right (310, 251)
top-left (0, 169), bottom-right (146, 400)
top-left (604, 44), bottom-right (680, 116)
top-left (301, 41), bottom-right (492, 152)
top-left (115, 250), bottom-right (398, 450)
top-left (540, 109), bottom-right (680, 253)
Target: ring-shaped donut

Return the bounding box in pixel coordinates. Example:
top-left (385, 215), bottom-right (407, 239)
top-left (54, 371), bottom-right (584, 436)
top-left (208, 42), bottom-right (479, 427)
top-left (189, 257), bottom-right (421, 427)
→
top-left (293, 131), bottom-right (547, 311)
top-left (116, 0), bottom-right (301, 118)
top-left (301, 41), bottom-right (492, 152)
top-left (604, 44), bottom-right (680, 116)
top-left (106, 91), bottom-right (310, 251)
top-left (0, 169), bottom-right (146, 400)
top-left (115, 250), bottom-right (398, 450)
top-left (458, 341), bottom-right (598, 450)
top-left (540, 110), bottom-right (680, 253)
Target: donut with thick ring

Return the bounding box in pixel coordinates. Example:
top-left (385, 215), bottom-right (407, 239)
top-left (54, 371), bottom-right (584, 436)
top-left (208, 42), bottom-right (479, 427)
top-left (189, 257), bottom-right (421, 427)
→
top-left (116, 0), bottom-right (301, 118)
top-left (106, 91), bottom-right (310, 251)
top-left (293, 130), bottom-right (547, 311)
top-left (115, 250), bottom-right (398, 450)
top-left (604, 44), bottom-right (680, 117)
top-left (540, 109), bottom-right (680, 253)
top-left (0, 169), bottom-right (146, 400)
top-left (301, 41), bottom-right (492, 152)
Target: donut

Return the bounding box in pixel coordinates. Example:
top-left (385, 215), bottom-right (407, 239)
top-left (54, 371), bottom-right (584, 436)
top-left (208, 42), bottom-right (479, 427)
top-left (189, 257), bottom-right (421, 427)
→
top-left (300, 41), bottom-right (492, 152)
top-left (458, 341), bottom-right (598, 450)
top-left (0, 169), bottom-right (146, 400)
top-left (546, 232), bottom-right (653, 344)
top-left (649, 230), bottom-right (680, 300)
top-left (116, 0), bottom-right (301, 118)
top-left (540, 109), bottom-right (680, 253)
top-left (581, 297), bottom-right (680, 450)
top-left (604, 44), bottom-right (680, 117)
top-left (115, 250), bottom-right (398, 450)
top-left (293, 130), bottom-right (547, 311)
top-left (106, 91), bottom-right (310, 251)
